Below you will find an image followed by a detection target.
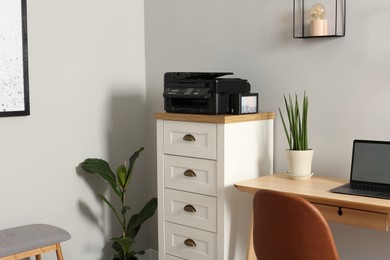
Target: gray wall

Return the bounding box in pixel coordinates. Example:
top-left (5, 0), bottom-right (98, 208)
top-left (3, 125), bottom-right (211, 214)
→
top-left (0, 0), bottom-right (151, 259)
top-left (145, 0), bottom-right (390, 258)
top-left (2, 0), bottom-right (389, 258)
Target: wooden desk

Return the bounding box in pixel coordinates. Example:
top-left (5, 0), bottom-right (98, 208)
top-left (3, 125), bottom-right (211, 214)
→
top-left (234, 174), bottom-right (390, 260)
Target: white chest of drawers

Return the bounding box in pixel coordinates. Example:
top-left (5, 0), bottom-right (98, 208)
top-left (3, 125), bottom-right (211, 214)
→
top-left (156, 113), bottom-right (274, 260)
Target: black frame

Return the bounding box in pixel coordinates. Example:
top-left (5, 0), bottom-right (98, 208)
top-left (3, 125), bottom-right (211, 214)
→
top-left (0, 0), bottom-right (30, 117)
top-left (293, 0), bottom-right (346, 39)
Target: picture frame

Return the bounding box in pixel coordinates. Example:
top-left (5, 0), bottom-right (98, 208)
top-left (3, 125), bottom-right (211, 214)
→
top-left (0, 0), bottom-right (30, 117)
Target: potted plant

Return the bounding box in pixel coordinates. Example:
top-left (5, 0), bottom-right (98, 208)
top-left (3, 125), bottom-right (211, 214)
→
top-left (80, 147), bottom-right (157, 260)
top-left (279, 92), bottom-right (313, 180)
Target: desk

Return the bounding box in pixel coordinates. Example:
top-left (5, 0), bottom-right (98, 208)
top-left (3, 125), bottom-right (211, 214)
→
top-left (234, 174), bottom-right (390, 260)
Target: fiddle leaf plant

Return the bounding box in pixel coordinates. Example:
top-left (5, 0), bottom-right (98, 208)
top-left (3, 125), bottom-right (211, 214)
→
top-left (278, 92), bottom-right (309, 150)
top-left (80, 147), bottom-right (157, 260)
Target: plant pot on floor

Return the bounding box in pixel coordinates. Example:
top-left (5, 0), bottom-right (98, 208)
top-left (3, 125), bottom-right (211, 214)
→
top-left (286, 149), bottom-right (314, 180)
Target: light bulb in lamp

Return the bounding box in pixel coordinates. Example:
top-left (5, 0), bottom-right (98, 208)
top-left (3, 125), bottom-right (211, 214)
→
top-left (310, 3), bottom-right (328, 36)
top-left (310, 4), bottom-right (326, 20)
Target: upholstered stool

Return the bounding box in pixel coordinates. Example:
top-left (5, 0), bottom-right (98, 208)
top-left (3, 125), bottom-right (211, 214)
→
top-left (0, 224), bottom-right (71, 260)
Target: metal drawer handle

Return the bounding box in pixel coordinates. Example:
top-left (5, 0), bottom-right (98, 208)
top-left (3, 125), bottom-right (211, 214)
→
top-left (184, 238), bottom-right (197, 247)
top-left (183, 169), bottom-right (197, 178)
top-left (183, 134), bottom-right (196, 142)
top-left (184, 204), bottom-right (197, 213)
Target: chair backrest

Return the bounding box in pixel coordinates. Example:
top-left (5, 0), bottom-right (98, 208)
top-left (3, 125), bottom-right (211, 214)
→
top-left (253, 189), bottom-right (339, 260)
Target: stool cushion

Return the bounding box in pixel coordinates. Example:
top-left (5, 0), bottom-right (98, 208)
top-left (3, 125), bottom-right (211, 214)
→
top-left (0, 224), bottom-right (71, 257)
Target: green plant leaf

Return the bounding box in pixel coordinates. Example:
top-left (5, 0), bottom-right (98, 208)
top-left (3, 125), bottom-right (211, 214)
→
top-left (127, 197), bottom-right (157, 239)
top-left (97, 194), bottom-right (123, 227)
top-left (284, 95), bottom-right (293, 149)
top-left (303, 91), bottom-right (309, 150)
top-left (117, 164), bottom-right (127, 189)
top-left (127, 215), bottom-right (141, 239)
top-left (125, 147), bottom-right (144, 189)
top-left (112, 237), bottom-right (135, 258)
top-left (80, 158), bottom-right (122, 198)
top-left (278, 107), bottom-right (292, 150)
top-left (295, 94), bottom-right (302, 150)
top-left (288, 94), bottom-right (298, 150)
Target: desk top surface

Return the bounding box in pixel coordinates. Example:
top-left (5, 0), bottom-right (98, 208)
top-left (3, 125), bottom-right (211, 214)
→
top-left (234, 174), bottom-right (390, 214)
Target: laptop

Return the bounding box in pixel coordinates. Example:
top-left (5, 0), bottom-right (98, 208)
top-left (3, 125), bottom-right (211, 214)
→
top-left (330, 139), bottom-right (390, 199)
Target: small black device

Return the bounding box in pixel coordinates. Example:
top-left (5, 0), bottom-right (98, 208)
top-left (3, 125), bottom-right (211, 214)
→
top-left (163, 72), bottom-right (258, 115)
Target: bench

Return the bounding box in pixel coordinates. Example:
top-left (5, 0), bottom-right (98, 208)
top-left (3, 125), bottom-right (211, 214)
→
top-left (0, 224), bottom-right (71, 260)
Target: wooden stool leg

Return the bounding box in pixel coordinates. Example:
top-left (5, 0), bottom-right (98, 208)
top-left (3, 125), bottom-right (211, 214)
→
top-left (246, 211), bottom-right (256, 260)
top-left (36, 255), bottom-right (42, 260)
top-left (55, 243), bottom-right (64, 260)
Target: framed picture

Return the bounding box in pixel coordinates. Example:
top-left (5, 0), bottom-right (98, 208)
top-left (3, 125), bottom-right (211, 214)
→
top-left (0, 0), bottom-right (29, 117)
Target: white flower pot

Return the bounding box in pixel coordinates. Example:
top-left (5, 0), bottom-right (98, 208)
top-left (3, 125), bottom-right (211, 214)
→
top-left (286, 149), bottom-right (314, 180)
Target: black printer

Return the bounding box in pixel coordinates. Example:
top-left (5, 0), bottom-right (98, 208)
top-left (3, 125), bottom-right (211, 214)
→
top-left (163, 72), bottom-right (258, 115)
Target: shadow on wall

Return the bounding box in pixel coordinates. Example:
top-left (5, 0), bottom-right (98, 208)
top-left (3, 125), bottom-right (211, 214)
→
top-left (76, 167), bottom-right (111, 259)
top-left (106, 91), bottom-right (150, 257)
top-left (77, 90), bottom-right (149, 260)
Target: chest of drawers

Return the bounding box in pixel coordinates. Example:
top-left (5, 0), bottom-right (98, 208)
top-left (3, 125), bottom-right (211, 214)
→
top-left (155, 113), bottom-right (274, 260)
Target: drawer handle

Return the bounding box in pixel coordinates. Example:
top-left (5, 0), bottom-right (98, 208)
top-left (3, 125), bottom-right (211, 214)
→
top-left (184, 204), bottom-right (197, 213)
top-left (338, 207), bottom-right (343, 216)
top-left (184, 238), bottom-right (197, 247)
top-left (183, 169), bottom-right (197, 177)
top-left (183, 134), bottom-right (196, 142)
top-left (183, 170), bottom-right (196, 177)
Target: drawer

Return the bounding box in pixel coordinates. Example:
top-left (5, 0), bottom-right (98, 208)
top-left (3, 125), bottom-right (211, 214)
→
top-left (164, 121), bottom-right (217, 159)
top-left (165, 189), bottom-right (217, 232)
top-left (164, 155), bottom-right (217, 196)
top-left (313, 203), bottom-right (389, 231)
top-left (165, 222), bottom-right (217, 260)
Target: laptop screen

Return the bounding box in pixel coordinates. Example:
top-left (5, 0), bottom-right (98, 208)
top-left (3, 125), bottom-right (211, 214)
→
top-left (351, 140), bottom-right (390, 184)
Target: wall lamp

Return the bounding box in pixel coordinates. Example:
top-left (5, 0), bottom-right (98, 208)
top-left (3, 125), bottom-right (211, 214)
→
top-left (293, 0), bottom-right (346, 38)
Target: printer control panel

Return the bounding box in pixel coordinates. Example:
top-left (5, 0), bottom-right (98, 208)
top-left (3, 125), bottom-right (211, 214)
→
top-left (164, 87), bottom-right (209, 97)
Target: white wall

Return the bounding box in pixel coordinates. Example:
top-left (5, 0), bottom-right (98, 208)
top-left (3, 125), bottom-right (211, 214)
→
top-left (144, 0), bottom-right (390, 258)
top-left (0, 0), bottom-right (152, 259)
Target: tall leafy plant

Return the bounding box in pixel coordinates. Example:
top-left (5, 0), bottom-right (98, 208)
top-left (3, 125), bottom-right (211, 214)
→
top-left (80, 147), bottom-right (157, 260)
top-left (278, 92), bottom-right (309, 150)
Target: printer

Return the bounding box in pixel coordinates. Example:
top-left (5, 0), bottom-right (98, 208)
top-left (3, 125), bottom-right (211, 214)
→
top-left (163, 72), bottom-right (258, 115)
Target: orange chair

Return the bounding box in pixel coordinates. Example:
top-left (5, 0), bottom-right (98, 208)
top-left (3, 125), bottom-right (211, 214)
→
top-left (253, 189), bottom-right (339, 260)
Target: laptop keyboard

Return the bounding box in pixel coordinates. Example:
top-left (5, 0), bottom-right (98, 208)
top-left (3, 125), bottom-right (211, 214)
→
top-left (331, 183), bottom-right (390, 200)
top-left (350, 183), bottom-right (390, 193)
